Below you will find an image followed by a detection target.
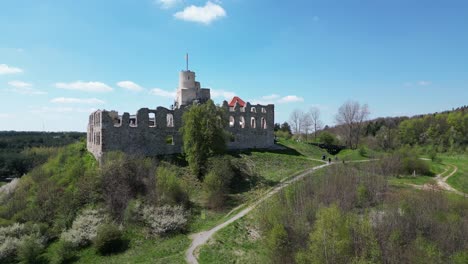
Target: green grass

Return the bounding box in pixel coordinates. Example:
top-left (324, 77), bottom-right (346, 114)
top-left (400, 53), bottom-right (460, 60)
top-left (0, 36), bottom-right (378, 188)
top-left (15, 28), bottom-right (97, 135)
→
top-left (442, 154), bottom-right (468, 193)
top-left (198, 216), bottom-right (268, 264)
top-left (276, 138), bottom-right (325, 159)
top-left (388, 175), bottom-right (437, 187)
top-left (46, 226), bottom-right (190, 264)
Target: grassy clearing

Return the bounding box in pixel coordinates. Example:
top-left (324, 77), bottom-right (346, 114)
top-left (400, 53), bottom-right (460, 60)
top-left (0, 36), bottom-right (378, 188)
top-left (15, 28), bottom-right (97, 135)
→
top-left (198, 216), bottom-right (267, 264)
top-left (443, 154), bottom-right (468, 193)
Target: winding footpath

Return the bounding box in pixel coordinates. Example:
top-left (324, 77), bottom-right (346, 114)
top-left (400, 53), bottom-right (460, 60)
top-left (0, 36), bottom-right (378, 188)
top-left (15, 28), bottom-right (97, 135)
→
top-left (185, 161), bottom-right (329, 264)
top-left (185, 159), bottom-right (375, 264)
top-left (408, 163), bottom-right (466, 196)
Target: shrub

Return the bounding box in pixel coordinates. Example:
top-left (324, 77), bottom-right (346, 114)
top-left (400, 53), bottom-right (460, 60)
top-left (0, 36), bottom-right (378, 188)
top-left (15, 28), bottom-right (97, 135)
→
top-left (60, 208), bottom-right (106, 248)
top-left (203, 157), bottom-right (234, 209)
top-left (0, 237), bottom-right (19, 263)
top-left (156, 166), bottom-right (188, 206)
top-left (141, 205), bottom-right (187, 236)
top-left (275, 130), bottom-right (291, 140)
top-left (94, 223), bottom-right (126, 255)
top-left (319, 131), bottom-right (338, 145)
top-left (49, 241), bottom-right (76, 264)
top-left (17, 235), bottom-right (45, 264)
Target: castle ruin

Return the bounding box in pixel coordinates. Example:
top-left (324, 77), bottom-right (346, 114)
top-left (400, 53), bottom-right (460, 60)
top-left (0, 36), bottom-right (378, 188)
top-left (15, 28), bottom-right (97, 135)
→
top-left (87, 68), bottom-right (274, 161)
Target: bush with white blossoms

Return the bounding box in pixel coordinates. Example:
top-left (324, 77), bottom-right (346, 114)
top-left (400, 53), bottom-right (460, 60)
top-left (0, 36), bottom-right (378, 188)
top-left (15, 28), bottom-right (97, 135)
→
top-left (60, 208), bottom-right (107, 248)
top-left (0, 223), bottom-right (44, 262)
top-left (141, 205), bottom-right (187, 235)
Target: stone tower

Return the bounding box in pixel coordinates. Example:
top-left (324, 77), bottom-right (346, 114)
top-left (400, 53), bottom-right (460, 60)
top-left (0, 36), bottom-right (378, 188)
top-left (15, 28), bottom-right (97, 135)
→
top-left (174, 58), bottom-right (210, 108)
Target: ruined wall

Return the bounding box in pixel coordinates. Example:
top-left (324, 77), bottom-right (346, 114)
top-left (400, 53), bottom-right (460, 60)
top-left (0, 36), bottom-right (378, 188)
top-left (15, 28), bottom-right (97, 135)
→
top-left (223, 101), bottom-right (275, 149)
top-left (87, 101), bottom-right (275, 161)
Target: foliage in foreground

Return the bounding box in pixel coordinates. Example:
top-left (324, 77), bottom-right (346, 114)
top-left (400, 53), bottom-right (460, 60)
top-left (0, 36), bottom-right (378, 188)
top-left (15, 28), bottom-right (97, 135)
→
top-left (181, 99), bottom-right (227, 177)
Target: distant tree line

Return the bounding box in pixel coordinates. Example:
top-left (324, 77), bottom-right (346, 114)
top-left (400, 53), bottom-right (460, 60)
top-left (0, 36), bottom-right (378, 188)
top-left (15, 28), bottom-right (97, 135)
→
top-left (0, 132), bottom-right (85, 180)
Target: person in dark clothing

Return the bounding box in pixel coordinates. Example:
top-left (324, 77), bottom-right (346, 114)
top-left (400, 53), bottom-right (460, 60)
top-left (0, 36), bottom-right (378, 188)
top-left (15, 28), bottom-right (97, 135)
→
top-left (328, 157), bottom-right (331, 163)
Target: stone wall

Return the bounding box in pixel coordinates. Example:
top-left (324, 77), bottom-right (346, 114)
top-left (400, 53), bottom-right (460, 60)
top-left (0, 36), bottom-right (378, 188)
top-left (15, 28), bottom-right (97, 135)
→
top-left (87, 101), bottom-right (275, 161)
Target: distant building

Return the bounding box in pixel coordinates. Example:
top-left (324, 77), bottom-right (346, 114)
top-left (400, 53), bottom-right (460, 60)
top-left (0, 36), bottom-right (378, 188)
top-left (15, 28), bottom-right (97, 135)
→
top-left (87, 68), bottom-right (274, 161)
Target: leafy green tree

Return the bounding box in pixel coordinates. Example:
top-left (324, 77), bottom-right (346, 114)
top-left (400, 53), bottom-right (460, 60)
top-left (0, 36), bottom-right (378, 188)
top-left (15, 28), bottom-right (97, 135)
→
top-left (319, 131), bottom-right (338, 145)
top-left (156, 166), bottom-right (188, 206)
top-left (203, 157), bottom-right (234, 209)
top-left (300, 204), bottom-right (352, 264)
top-left (181, 100), bottom-right (227, 177)
top-left (266, 223), bottom-right (291, 263)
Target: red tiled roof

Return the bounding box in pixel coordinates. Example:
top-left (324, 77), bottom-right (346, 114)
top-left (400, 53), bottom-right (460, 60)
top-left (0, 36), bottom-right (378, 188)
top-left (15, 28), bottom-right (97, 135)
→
top-left (228, 96), bottom-right (246, 107)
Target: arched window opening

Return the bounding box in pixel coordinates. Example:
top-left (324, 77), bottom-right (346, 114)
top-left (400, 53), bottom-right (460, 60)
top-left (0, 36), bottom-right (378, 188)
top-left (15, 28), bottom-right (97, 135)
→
top-left (149, 113), bottom-right (156, 127)
top-left (251, 117), bottom-right (256, 128)
top-left (261, 117), bottom-right (267, 129)
top-left (167, 113), bottom-right (174, 127)
top-left (239, 116), bottom-right (246, 128)
top-left (251, 107), bottom-right (257, 113)
top-left (229, 116), bottom-right (235, 127)
top-left (261, 108), bottom-right (267, 113)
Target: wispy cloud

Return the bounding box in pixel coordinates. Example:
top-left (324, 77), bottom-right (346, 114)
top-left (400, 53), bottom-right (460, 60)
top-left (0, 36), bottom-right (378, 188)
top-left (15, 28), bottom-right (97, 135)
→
top-left (278, 95), bottom-right (304, 103)
top-left (250, 94), bottom-right (304, 105)
top-left (7, 80), bottom-right (46, 95)
top-left (55, 81), bottom-right (113, 92)
top-left (174, 1), bottom-right (226, 25)
top-left (211, 89), bottom-right (236, 99)
top-left (8, 80), bottom-right (32, 88)
top-left (30, 106), bottom-right (97, 114)
top-left (0, 64), bottom-right (23, 75)
top-left (0, 113), bottom-right (14, 118)
top-left (50, 97), bottom-right (105, 105)
top-left (404, 80), bottom-right (432, 87)
top-left (155, 0), bottom-right (181, 9)
top-left (116, 81), bottom-right (144, 92)
top-left (149, 88), bottom-right (176, 98)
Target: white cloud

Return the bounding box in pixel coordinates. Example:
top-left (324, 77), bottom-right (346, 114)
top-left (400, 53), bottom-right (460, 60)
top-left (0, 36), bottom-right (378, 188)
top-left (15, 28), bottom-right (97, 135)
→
top-left (211, 89), bottom-right (236, 99)
top-left (55, 81), bottom-right (113, 92)
top-left (8, 80), bottom-right (32, 88)
top-left (0, 113), bottom-right (14, 118)
top-left (6, 81), bottom-right (46, 95)
top-left (405, 80), bottom-right (432, 87)
top-left (261, 94), bottom-right (280, 100)
top-left (30, 106), bottom-right (96, 114)
top-left (0, 64), bottom-right (23, 75)
top-left (417, 80), bottom-right (431, 86)
top-left (156, 0), bottom-right (180, 9)
top-left (149, 88), bottom-right (176, 98)
top-left (51, 97), bottom-right (105, 105)
top-left (278, 95), bottom-right (304, 103)
top-left (174, 1), bottom-right (226, 25)
top-left (117, 81), bottom-right (144, 92)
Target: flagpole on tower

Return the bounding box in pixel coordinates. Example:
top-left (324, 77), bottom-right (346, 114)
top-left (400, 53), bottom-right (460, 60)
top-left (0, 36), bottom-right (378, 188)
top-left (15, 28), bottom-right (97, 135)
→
top-left (186, 53), bottom-right (189, 71)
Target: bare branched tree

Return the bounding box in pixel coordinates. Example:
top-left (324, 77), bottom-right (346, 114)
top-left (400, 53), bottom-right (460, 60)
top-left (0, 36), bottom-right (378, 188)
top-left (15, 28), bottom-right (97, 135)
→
top-left (301, 112), bottom-right (313, 141)
top-left (335, 101), bottom-right (370, 149)
top-left (289, 109), bottom-right (303, 135)
top-left (309, 107), bottom-right (323, 140)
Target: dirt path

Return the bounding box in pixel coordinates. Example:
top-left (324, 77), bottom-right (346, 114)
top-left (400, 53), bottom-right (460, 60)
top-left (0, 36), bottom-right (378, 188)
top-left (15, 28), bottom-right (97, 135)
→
top-left (408, 163), bottom-right (466, 196)
top-left (185, 162), bottom-right (331, 264)
top-left (185, 159), bottom-right (374, 264)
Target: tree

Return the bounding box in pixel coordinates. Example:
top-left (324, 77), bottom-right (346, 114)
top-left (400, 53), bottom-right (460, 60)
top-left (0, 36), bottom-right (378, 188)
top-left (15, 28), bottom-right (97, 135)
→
top-left (300, 205), bottom-right (352, 264)
top-left (301, 112), bottom-right (313, 141)
top-left (181, 100), bottom-right (227, 177)
top-left (309, 107), bottom-right (323, 140)
top-left (289, 109), bottom-right (303, 135)
top-left (335, 101), bottom-right (370, 149)
top-left (280, 122), bottom-right (292, 134)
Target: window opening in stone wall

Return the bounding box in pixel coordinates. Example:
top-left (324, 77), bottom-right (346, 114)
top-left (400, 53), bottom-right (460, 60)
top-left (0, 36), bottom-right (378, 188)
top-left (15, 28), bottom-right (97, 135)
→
top-left (165, 135), bottom-right (174, 145)
top-left (261, 107), bottom-right (267, 113)
top-left (251, 117), bottom-right (256, 128)
top-left (149, 113), bottom-right (156, 127)
top-left (251, 107), bottom-right (256, 113)
top-left (129, 117), bottom-right (137, 127)
top-left (239, 116), bottom-right (245, 128)
top-left (261, 117), bottom-right (267, 129)
top-left (229, 116), bottom-right (235, 127)
top-left (167, 113), bottom-right (174, 127)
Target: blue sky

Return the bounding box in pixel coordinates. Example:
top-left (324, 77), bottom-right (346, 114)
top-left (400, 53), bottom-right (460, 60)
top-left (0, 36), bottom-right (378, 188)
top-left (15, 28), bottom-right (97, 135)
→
top-left (1, 0), bottom-right (467, 131)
